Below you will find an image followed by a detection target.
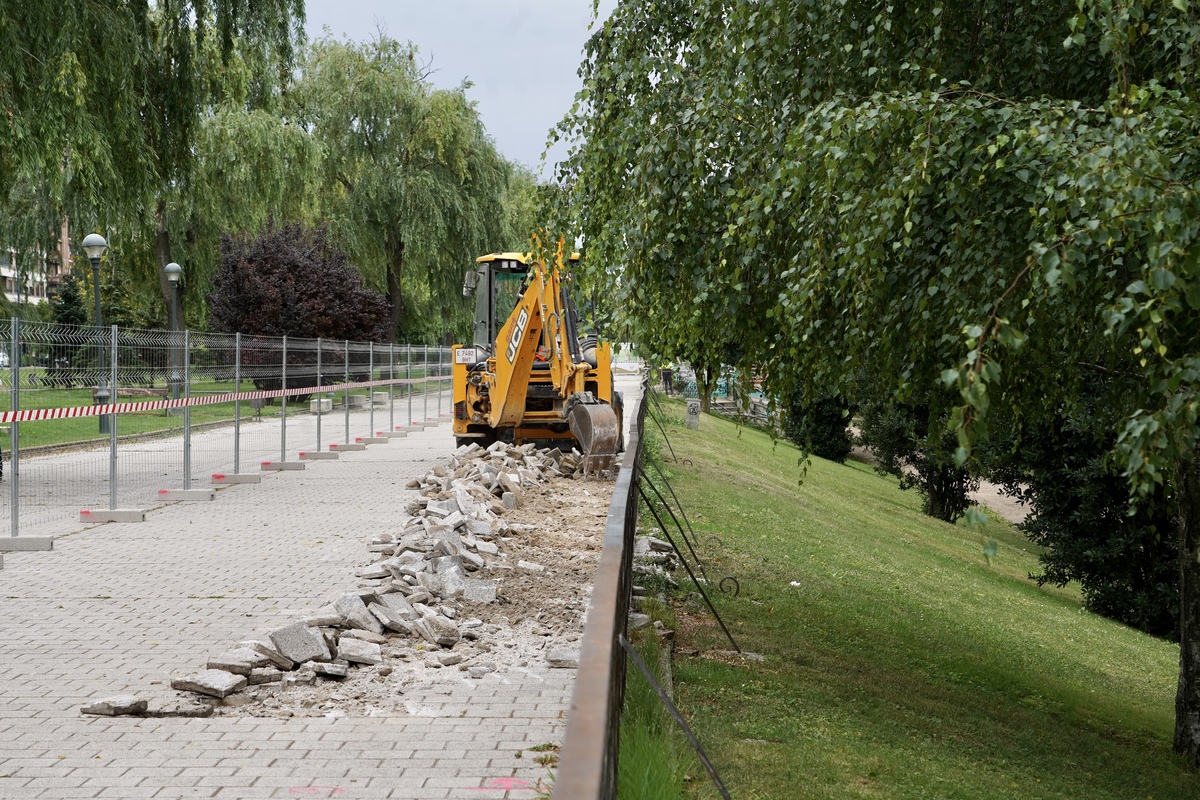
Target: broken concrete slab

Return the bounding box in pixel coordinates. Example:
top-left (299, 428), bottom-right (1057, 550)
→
top-left (337, 637), bottom-right (383, 665)
top-left (269, 622), bottom-right (331, 664)
top-left (422, 614), bottom-right (461, 647)
top-left (546, 650), bottom-right (579, 669)
top-left (341, 629), bottom-right (388, 645)
top-left (369, 602), bottom-right (415, 634)
top-left (237, 640), bottom-right (295, 671)
top-left (462, 579), bottom-right (498, 603)
top-left (80, 695), bottom-right (148, 716)
top-left (333, 593), bottom-right (385, 635)
top-left (170, 670), bottom-right (248, 698)
top-left (206, 647), bottom-right (269, 676)
top-left (248, 668), bottom-right (284, 685)
top-left (312, 662), bottom-right (349, 679)
top-left (140, 697), bottom-right (215, 718)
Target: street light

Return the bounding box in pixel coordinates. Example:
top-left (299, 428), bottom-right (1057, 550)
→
top-left (165, 262), bottom-right (182, 401)
top-left (81, 233), bottom-right (110, 434)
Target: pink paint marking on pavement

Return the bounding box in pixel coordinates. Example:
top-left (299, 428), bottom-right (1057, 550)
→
top-left (466, 777), bottom-right (535, 791)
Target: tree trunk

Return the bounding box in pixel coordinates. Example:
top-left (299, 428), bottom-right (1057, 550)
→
top-left (385, 240), bottom-right (404, 343)
top-left (1174, 458), bottom-right (1200, 766)
top-left (154, 199), bottom-right (174, 326)
top-left (697, 364), bottom-right (716, 414)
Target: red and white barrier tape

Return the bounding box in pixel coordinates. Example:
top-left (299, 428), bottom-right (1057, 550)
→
top-left (0, 376), bottom-right (444, 424)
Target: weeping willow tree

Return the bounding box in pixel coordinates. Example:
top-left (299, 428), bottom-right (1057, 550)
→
top-left (560, 0), bottom-right (1200, 763)
top-left (290, 35), bottom-right (508, 343)
top-left (0, 0), bottom-right (306, 322)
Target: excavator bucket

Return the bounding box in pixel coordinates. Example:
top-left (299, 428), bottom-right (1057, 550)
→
top-left (567, 400), bottom-right (621, 477)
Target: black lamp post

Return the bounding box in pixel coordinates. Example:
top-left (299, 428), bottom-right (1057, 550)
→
top-left (81, 233), bottom-right (109, 434)
top-left (165, 262), bottom-right (182, 401)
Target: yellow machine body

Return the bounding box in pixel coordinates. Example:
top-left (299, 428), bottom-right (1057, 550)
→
top-left (451, 249), bottom-right (621, 469)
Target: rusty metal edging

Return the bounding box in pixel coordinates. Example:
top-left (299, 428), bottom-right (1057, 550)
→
top-left (553, 381), bottom-right (648, 799)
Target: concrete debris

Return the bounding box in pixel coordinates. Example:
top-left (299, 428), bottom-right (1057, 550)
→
top-left (170, 670), bottom-right (248, 698)
top-left (248, 668), bottom-right (284, 685)
top-left (338, 638), bottom-right (384, 665)
top-left (238, 640), bottom-right (295, 671)
top-left (628, 612), bottom-right (653, 630)
top-left (312, 662), bottom-right (349, 679)
top-left (154, 440), bottom-right (611, 714)
top-left (141, 698), bottom-right (215, 718)
top-left (334, 594), bottom-right (385, 635)
top-left (207, 647), bottom-right (270, 676)
top-left (269, 622), bottom-right (331, 665)
top-left (80, 695), bottom-right (148, 716)
top-left (546, 650), bottom-right (579, 669)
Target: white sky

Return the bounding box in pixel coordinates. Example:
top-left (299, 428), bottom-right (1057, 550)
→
top-left (301, 0), bottom-right (617, 177)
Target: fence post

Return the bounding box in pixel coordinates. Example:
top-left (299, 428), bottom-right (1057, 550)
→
top-left (343, 339), bottom-right (350, 444)
top-left (389, 344), bottom-right (395, 432)
top-left (369, 342), bottom-right (375, 436)
top-left (9, 317), bottom-right (19, 537)
top-left (234, 332), bottom-right (241, 474)
top-left (407, 345), bottom-right (412, 426)
top-left (316, 338), bottom-right (323, 451)
top-left (437, 345), bottom-right (442, 420)
top-left (423, 344), bottom-right (428, 422)
top-left (109, 324), bottom-right (118, 510)
top-left (281, 335), bottom-right (288, 462)
top-left (183, 330), bottom-right (191, 490)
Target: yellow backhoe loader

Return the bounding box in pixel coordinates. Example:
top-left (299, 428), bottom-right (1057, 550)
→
top-left (451, 247), bottom-right (622, 474)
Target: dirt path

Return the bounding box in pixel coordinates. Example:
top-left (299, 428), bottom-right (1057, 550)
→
top-left (848, 444), bottom-right (1028, 525)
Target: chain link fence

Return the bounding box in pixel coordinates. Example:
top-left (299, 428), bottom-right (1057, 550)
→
top-left (0, 319), bottom-right (451, 539)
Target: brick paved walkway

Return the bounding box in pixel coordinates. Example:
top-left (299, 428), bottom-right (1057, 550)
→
top-left (0, 422), bottom-right (568, 799)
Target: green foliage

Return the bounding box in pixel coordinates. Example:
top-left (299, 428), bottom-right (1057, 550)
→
top-left (559, 0), bottom-right (1200, 758)
top-left (782, 393), bottom-right (854, 464)
top-left (859, 400), bottom-right (979, 523)
top-left (986, 392), bottom-right (1180, 640)
top-left (290, 35), bottom-right (508, 343)
top-left (0, 2), bottom-right (305, 309)
top-left (618, 631), bottom-right (688, 800)
top-left (53, 273), bottom-right (87, 327)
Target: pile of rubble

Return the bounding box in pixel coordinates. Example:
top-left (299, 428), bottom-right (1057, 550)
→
top-left (83, 441), bottom-right (611, 718)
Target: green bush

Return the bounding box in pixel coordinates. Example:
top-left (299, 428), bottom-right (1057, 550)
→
top-left (782, 393), bottom-right (853, 463)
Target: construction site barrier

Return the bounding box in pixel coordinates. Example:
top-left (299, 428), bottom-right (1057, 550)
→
top-left (0, 318), bottom-right (452, 540)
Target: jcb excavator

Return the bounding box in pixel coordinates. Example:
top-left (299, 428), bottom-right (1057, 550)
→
top-left (451, 247), bottom-right (622, 474)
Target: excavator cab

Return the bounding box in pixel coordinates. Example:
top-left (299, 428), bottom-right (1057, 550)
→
top-left (453, 251), bottom-right (622, 474)
top-left (463, 256), bottom-right (531, 355)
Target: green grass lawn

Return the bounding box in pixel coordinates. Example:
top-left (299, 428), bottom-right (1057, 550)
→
top-left (644, 399), bottom-right (1195, 799)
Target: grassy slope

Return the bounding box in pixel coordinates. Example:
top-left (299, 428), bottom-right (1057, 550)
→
top-left (651, 401), bottom-right (1195, 799)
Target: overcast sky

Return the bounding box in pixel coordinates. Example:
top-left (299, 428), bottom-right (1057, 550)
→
top-left (301, 1), bottom-right (616, 177)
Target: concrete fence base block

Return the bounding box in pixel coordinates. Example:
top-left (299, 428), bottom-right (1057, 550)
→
top-left (157, 489), bottom-right (217, 502)
top-left (300, 451), bottom-right (339, 460)
top-left (355, 437), bottom-right (388, 445)
top-left (260, 461), bottom-right (307, 472)
top-left (79, 509), bottom-right (146, 524)
top-left (395, 425), bottom-right (425, 431)
top-left (330, 443), bottom-right (367, 452)
top-left (0, 536), bottom-right (53, 552)
top-left (212, 473), bottom-right (263, 485)
top-left (377, 431), bottom-right (408, 439)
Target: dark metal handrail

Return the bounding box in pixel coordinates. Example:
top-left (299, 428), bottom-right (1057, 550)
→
top-left (553, 382), bottom-right (648, 799)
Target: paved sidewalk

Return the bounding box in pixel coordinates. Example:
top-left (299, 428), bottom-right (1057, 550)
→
top-left (0, 387), bottom-right (454, 539)
top-left (0, 422), bottom-right (567, 799)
